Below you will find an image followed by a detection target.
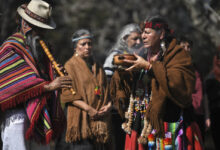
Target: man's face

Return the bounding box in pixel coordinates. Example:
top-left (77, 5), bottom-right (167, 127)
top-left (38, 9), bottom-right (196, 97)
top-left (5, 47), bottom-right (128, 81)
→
top-left (75, 37), bottom-right (92, 59)
top-left (126, 32), bottom-right (141, 49)
top-left (141, 28), bottom-right (162, 49)
top-left (180, 41), bottom-right (191, 52)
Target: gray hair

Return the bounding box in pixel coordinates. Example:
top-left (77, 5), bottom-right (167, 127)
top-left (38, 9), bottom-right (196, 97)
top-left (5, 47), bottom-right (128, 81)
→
top-left (71, 29), bottom-right (93, 49)
top-left (111, 23), bottom-right (141, 53)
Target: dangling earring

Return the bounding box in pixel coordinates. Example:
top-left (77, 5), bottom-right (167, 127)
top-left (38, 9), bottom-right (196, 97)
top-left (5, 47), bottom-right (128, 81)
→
top-left (74, 49), bottom-right (78, 56)
top-left (160, 40), bottom-right (166, 54)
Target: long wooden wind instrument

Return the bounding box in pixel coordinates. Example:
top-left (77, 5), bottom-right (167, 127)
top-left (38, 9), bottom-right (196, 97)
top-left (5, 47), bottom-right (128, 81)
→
top-left (39, 40), bottom-right (76, 95)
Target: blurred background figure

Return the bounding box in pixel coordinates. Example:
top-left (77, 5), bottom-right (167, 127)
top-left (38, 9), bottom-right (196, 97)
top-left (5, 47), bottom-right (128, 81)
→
top-left (179, 35), bottom-right (211, 141)
top-left (205, 46), bottom-right (220, 150)
top-left (179, 35), bottom-right (193, 52)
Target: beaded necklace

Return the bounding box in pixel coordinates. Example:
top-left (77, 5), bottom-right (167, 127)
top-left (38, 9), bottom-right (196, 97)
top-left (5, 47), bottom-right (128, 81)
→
top-left (122, 70), bottom-right (153, 144)
top-left (122, 49), bottom-right (163, 144)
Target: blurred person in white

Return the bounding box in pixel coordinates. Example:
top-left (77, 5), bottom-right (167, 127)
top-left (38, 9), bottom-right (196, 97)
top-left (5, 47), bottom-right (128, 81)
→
top-left (103, 23), bottom-right (142, 80)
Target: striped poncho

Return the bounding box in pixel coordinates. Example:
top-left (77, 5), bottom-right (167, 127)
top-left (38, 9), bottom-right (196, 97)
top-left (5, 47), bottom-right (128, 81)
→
top-left (0, 32), bottom-right (65, 144)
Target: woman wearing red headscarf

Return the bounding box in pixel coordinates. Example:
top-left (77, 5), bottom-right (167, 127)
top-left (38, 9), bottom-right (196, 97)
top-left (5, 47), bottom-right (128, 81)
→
top-left (110, 15), bottom-right (202, 150)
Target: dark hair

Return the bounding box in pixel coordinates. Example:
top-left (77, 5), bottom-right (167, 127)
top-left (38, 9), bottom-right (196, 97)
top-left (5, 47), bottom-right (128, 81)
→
top-left (216, 46), bottom-right (220, 60)
top-left (178, 35), bottom-right (193, 48)
top-left (71, 29), bottom-right (92, 49)
top-left (15, 13), bottom-right (22, 31)
top-left (145, 15), bottom-right (174, 45)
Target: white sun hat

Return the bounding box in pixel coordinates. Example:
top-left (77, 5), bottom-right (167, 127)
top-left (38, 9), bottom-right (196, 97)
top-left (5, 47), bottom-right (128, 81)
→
top-left (17, 0), bottom-right (56, 29)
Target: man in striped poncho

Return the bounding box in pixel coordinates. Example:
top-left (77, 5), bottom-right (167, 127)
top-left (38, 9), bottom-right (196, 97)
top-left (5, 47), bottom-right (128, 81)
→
top-left (0, 1), bottom-right (72, 150)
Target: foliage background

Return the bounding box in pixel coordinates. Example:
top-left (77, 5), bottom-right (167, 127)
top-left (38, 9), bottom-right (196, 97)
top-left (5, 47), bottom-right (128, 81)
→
top-left (1, 0), bottom-right (220, 78)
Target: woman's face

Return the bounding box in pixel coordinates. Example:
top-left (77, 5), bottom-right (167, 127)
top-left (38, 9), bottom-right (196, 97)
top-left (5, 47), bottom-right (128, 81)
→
top-left (141, 28), bottom-right (163, 50)
top-left (75, 37), bottom-right (92, 59)
top-left (180, 41), bottom-right (191, 52)
top-left (126, 32), bottom-right (141, 49)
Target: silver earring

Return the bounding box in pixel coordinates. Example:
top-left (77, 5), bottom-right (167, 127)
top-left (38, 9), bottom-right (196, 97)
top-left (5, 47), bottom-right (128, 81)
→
top-left (160, 41), bottom-right (166, 53)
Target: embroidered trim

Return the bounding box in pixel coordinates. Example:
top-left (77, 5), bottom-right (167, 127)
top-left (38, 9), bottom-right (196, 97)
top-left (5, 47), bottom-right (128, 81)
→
top-left (94, 86), bottom-right (102, 97)
top-left (25, 7), bottom-right (48, 23)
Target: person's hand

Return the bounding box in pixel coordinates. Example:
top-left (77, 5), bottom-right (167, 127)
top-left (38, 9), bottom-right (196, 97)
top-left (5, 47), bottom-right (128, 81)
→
top-left (87, 106), bottom-right (98, 119)
top-left (44, 76), bottom-right (72, 91)
top-left (98, 103), bottom-right (112, 116)
top-left (205, 118), bottom-right (211, 130)
top-left (123, 53), bottom-right (151, 71)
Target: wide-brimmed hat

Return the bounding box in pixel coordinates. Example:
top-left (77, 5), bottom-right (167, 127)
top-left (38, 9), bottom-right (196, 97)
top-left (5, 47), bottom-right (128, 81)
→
top-left (17, 0), bottom-right (56, 29)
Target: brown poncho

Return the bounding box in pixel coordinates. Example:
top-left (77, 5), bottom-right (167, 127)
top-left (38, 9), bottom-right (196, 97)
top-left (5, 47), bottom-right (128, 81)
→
top-left (60, 56), bottom-right (111, 143)
top-left (110, 39), bottom-right (195, 137)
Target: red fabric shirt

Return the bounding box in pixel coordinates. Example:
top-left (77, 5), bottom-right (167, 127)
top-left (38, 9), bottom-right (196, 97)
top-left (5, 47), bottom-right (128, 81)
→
top-left (192, 71), bottom-right (203, 115)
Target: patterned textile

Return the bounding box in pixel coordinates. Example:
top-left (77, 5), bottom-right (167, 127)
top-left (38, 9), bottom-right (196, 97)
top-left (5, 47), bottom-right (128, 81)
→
top-left (21, 19), bottom-right (32, 35)
top-left (124, 121), bottom-right (183, 150)
top-left (152, 121), bottom-right (182, 150)
top-left (0, 32), bottom-right (65, 144)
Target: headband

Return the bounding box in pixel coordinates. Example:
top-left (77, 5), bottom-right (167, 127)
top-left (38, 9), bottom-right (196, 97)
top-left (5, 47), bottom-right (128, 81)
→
top-left (72, 35), bottom-right (92, 42)
top-left (144, 21), bottom-right (168, 29)
top-left (144, 21), bottom-right (174, 34)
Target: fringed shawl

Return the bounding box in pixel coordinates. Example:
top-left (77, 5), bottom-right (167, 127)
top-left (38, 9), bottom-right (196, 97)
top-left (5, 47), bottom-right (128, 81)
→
top-left (0, 32), bottom-right (65, 144)
top-left (60, 56), bottom-right (111, 143)
top-left (147, 39), bottom-right (195, 136)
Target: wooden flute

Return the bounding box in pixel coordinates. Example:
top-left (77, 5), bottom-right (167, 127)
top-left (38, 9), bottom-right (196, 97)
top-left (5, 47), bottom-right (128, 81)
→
top-left (39, 40), bottom-right (76, 95)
